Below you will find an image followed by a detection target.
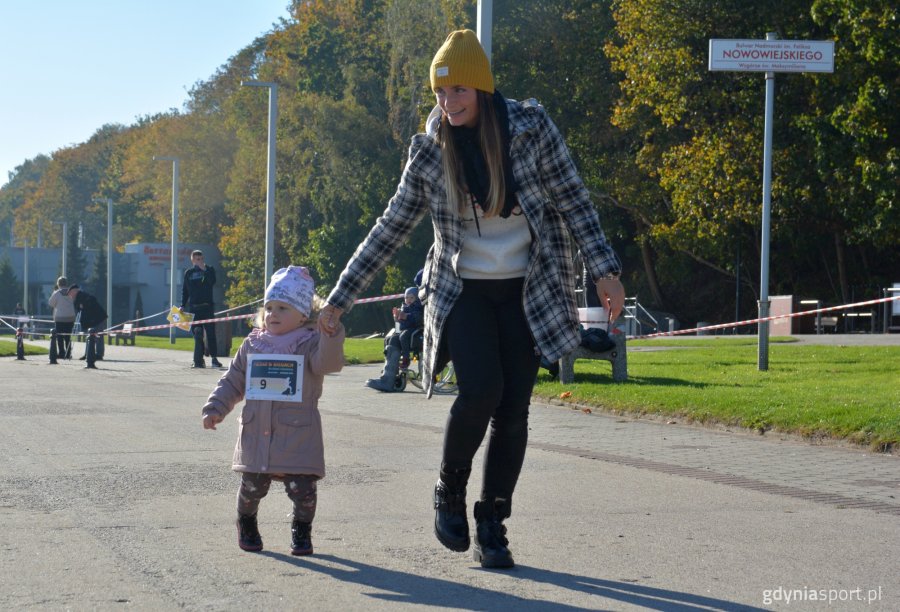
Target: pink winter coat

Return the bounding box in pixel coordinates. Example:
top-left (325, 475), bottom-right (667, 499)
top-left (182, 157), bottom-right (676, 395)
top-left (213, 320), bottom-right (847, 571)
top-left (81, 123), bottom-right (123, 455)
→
top-left (201, 324), bottom-right (345, 478)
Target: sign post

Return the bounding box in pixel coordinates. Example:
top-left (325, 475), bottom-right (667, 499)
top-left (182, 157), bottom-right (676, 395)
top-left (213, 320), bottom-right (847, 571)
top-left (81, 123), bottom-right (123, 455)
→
top-left (709, 35), bottom-right (834, 370)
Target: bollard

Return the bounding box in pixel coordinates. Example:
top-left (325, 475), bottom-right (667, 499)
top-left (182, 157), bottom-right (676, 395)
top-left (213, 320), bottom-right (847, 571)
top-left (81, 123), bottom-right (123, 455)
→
top-left (16, 326), bottom-right (25, 360)
top-left (85, 329), bottom-right (98, 369)
top-left (49, 329), bottom-right (59, 364)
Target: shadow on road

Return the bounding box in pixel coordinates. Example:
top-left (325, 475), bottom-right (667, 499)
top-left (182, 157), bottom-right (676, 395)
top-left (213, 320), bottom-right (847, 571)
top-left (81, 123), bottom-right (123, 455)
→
top-left (262, 552), bottom-right (764, 611)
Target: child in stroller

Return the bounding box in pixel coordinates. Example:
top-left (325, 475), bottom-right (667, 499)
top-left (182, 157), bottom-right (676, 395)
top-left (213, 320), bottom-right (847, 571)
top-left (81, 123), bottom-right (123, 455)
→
top-left (366, 288), bottom-right (423, 392)
top-left (365, 270), bottom-right (458, 393)
top-left (393, 287), bottom-right (424, 369)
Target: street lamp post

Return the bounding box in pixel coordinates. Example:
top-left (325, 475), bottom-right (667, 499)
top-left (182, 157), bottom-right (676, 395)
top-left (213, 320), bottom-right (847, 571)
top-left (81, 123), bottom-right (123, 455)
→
top-left (153, 156), bottom-right (180, 344)
top-left (757, 32), bottom-right (778, 371)
top-left (883, 287), bottom-right (900, 334)
top-left (477, 0), bottom-right (493, 61)
top-left (240, 80), bottom-right (277, 289)
top-left (93, 198), bottom-right (114, 341)
top-left (22, 239), bottom-right (29, 314)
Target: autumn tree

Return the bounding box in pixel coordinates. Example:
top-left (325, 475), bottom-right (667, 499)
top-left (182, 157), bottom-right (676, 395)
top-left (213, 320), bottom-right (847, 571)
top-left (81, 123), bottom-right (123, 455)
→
top-left (605, 0), bottom-right (898, 322)
top-left (221, 0), bottom-right (463, 329)
top-left (65, 223), bottom-right (88, 285)
top-left (0, 255), bottom-right (20, 314)
top-left (90, 245), bottom-right (107, 306)
top-left (0, 156), bottom-right (51, 245)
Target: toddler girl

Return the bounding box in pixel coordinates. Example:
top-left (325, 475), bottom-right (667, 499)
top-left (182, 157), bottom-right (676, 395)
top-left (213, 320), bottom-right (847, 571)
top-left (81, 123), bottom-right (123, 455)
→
top-left (202, 266), bottom-right (345, 555)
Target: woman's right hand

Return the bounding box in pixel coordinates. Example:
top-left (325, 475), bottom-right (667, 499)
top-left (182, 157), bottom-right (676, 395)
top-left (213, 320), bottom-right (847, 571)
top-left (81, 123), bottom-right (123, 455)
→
top-left (319, 304), bottom-right (344, 336)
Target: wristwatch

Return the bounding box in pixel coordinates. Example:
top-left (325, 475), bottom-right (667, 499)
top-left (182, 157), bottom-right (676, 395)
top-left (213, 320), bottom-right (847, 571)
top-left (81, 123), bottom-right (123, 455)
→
top-left (598, 272), bottom-right (621, 281)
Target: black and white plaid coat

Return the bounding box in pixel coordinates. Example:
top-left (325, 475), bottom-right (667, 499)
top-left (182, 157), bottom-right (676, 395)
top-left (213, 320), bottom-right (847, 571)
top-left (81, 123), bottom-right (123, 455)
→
top-left (327, 98), bottom-right (622, 396)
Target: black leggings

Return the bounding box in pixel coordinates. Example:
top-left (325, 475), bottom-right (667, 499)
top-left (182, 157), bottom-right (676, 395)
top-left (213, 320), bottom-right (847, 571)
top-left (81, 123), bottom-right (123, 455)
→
top-left (54, 321), bottom-right (74, 357)
top-left (441, 277), bottom-right (540, 503)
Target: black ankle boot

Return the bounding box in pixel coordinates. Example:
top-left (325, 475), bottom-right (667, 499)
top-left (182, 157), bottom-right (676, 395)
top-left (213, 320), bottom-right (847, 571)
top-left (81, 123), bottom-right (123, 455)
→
top-left (473, 499), bottom-right (514, 568)
top-left (237, 514), bottom-right (263, 552)
top-left (290, 520), bottom-right (313, 556)
top-left (433, 475), bottom-right (470, 552)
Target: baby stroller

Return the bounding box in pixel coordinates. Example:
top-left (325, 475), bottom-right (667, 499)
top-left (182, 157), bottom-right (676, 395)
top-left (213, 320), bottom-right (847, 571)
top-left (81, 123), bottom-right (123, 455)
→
top-left (366, 327), bottom-right (457, 394)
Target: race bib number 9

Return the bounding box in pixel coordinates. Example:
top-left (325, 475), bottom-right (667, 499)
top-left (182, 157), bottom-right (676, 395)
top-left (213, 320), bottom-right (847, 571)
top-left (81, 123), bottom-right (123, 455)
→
top-left (246, 354), bottom-right (305, 402)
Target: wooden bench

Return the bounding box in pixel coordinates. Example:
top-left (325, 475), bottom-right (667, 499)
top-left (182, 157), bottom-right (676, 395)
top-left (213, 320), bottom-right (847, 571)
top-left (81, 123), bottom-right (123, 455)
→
top-left (112, 323), bottom-right (136, 346)
top-left (820, 316), bottom-right (839, 333)
top-left (558, 331), bottom-right (628, 383)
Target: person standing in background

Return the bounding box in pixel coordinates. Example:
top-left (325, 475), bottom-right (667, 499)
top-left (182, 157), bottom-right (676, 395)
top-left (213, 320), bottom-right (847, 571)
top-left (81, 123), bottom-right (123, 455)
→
top-left (12, 302), bottom-right (27, 335)
top-left (48, 276), bottom-right (76, 358)
top-left (181, 250), bottom-right (222, 369)
top-left (68, 284), bottom-right (108, 367)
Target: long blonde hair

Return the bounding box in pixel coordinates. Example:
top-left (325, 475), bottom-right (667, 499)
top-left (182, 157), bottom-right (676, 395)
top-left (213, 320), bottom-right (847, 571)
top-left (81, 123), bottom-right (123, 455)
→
top-left (437, 91), bottom-right (506, 217)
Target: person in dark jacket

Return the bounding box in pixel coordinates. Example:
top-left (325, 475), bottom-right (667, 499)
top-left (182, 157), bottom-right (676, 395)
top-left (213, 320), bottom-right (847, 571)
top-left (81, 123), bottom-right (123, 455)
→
top-left (394, 287), bottom-right (424, 368)
top-left (68, 284), bottom-right (108, 366)
top-left (181, 250), bottom-right (222, 369)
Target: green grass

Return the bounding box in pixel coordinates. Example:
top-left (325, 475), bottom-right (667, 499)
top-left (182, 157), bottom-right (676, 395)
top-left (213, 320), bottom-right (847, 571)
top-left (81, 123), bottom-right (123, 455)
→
top-left (533, 337), bottom-right (900, 452)
top-left (0, 337), bottom-right (48, 356)
top-left (129, 334), bottom-right (243, 355)
top-left (2, 334), bottom-right (385, 362)
top-left (131, 334), bottom-right (384, 363)
top-left (340, 336), bottom-right (900, 451)
top-left (344, 337), bottom-right (391, 364)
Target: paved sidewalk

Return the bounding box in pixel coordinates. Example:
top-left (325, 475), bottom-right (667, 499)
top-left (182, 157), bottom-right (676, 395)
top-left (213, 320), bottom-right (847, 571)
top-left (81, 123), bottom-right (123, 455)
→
top-left (1, 341), bottom-right (897, 610)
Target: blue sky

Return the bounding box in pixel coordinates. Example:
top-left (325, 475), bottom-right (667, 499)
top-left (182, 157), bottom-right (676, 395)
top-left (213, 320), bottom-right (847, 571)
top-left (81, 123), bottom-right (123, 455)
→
top-left (0, 0), bottom-right (290, 188)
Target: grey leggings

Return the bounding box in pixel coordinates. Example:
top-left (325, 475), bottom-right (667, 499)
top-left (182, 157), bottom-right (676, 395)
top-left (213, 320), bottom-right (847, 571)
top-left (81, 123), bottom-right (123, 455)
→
top-left (237, 472), bottom-right (318, 522)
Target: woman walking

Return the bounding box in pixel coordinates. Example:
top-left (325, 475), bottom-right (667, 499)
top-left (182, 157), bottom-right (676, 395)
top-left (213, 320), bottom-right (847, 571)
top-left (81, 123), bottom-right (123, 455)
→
top-left (319, 29), bottom-right (625, 568)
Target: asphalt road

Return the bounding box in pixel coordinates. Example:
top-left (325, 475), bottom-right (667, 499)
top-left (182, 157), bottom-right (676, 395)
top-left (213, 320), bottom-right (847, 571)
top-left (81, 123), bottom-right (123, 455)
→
top-left (1, 339), bottom-right (897, 611)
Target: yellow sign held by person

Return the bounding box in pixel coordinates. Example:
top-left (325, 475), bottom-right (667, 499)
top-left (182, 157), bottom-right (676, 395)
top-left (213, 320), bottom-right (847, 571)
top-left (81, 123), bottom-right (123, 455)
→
top-left (167, 306), bottom-right (194, 331)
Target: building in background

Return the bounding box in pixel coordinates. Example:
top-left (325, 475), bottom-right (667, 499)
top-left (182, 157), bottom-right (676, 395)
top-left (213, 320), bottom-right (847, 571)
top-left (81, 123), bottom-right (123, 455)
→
top-left (0, 242), bottom-right (224, 335)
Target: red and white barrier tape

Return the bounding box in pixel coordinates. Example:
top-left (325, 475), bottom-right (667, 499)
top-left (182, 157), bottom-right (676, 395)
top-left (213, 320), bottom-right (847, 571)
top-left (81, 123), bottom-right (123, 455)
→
top-left (96, 292), bottom-right (408, 335)
top-left (626, 295), bottom-right (900, 340)
top-left (352, 293), bottom-right (405, 304)
top-left (8, 292), bottom-right (898, 340)
top-left (104, 312), bottom-right (257, 335)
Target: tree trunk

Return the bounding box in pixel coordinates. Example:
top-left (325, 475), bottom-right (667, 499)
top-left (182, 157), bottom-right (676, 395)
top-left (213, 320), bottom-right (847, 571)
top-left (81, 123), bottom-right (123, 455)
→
top-left (834, 232), bottom-right (849, 305)
top-left (641, 238), bottom-right (666, 310)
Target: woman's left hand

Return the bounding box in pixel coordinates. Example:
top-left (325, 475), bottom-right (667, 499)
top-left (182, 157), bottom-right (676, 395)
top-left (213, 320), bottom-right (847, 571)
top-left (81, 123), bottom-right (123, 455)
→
top-left (594, 278), bottom-right (626, 323)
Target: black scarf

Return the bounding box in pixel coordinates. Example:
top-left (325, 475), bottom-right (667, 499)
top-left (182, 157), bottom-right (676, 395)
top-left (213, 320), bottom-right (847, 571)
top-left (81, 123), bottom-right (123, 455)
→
top-left (450, 90), bottom-right (520, 231)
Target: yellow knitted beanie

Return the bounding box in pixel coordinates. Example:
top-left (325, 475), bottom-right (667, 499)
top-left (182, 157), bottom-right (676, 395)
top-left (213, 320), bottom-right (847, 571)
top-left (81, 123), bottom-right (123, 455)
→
top-left (430, 29), bottom-right (494, 94)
